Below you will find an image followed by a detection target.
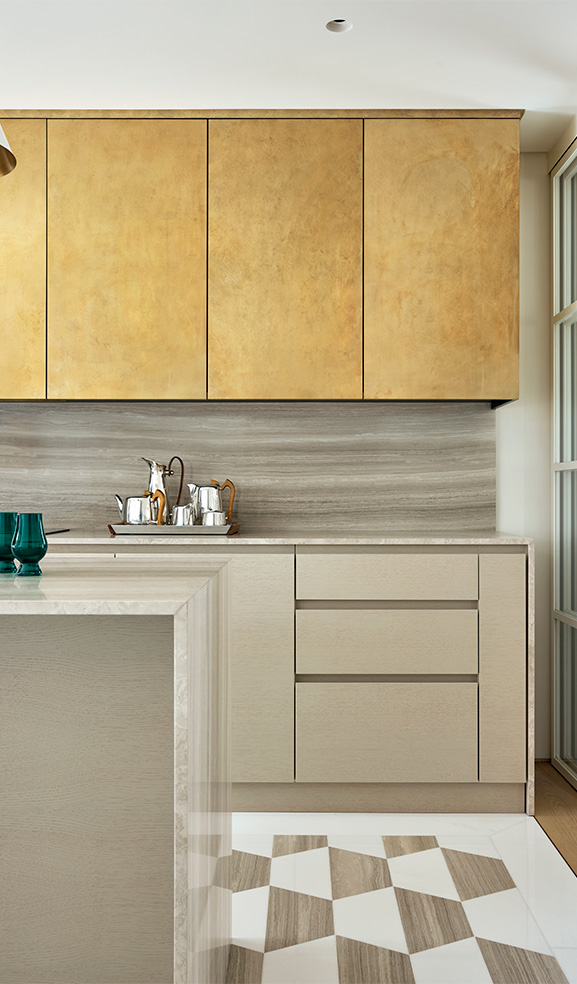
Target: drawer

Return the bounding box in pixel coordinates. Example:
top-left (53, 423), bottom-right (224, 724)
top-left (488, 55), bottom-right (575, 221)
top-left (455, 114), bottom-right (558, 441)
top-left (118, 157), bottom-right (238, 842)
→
top-left (296, 682), bottom-right (478, 782)
top-left (296, 609), bottom-right (478, 674)
top-left (296, 549), bottom-right (478, 600)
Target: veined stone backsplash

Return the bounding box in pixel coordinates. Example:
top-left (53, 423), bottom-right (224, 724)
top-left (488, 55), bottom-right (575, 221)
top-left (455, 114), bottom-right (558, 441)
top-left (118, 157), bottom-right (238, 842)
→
top-left (0, 401), bottom-right (495, 533)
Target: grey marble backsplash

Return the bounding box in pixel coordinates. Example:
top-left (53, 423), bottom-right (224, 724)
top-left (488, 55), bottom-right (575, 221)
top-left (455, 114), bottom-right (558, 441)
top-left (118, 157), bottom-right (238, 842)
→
top-left (0, 402), bottom-right (495, 533)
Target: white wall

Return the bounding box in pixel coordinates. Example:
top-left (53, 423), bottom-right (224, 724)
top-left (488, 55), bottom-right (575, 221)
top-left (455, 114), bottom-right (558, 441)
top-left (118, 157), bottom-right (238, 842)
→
top-left (496, 152), bottom-right (551, 758)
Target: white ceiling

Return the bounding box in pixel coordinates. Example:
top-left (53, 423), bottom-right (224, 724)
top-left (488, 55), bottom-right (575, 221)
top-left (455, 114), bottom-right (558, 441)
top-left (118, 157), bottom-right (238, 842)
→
top-left (1, 0), bottom-right (577, 150)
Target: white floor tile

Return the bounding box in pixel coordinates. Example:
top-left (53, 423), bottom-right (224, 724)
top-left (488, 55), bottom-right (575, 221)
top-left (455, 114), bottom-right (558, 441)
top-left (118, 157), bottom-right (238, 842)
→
top-left (463, 887), bottom-right (552, 955)
top-left (261, 936), bottom-right (339, 984)
top-left (332, 886), bottom-right (408, 953)
top-left (269, 846), bottom-right (333, 900)
top-left (411, 936), bottom-right (492, 984)
top-left (553, 948), bottom-right (577, 984)
top-left (327, 834), bottom-right (387, 858)
top-left (232, 812), bottom-right (529, 836)
top-left (435, 835), bottom-right (501, 859)
top-left (492, 818), bottom-right (577, 948)
top-left (232, 885), bottom-right (270, 953)
top-left (232, 833), bottom-right (274, 858)
top-left (388, 847), bottom-right (460, 900)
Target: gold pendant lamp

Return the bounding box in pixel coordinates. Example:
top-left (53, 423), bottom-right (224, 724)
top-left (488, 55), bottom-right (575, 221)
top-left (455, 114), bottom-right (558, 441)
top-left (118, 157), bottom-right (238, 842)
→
top-left (0, 123), bottom-right (16, 175)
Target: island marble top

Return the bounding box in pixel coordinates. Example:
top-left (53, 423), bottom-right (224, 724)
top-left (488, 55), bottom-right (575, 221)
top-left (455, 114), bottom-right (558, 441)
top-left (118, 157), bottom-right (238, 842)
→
top-left (0, 568), bottom-right (214, 614)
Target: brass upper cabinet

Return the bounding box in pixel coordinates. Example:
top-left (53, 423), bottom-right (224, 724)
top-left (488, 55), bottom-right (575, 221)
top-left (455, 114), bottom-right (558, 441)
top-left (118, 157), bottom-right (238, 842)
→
top-left (364, 119), bottom-right (519, 400)
top-left (0, 120), bottom-right (46, 399)
top-left (208, 120), bottom-right (363, 399)
top-left (48, 120), bottom-right (207, 399)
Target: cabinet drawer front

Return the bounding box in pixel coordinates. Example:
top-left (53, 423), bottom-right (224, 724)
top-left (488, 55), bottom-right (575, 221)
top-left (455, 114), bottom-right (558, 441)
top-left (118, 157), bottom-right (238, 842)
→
top-left (297, 610), bottom-right (478, 674)
top-left (297, 683), bottom-right (478, 783)
top-left (296, 550), bottom-right (478, 600)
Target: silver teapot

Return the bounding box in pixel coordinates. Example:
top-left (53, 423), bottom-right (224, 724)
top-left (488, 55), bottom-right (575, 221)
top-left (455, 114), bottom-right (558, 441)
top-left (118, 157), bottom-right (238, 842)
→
top-left (114, 455), bottom-right (184, 525)
top-left (114, 489), bottom-right (166, 525)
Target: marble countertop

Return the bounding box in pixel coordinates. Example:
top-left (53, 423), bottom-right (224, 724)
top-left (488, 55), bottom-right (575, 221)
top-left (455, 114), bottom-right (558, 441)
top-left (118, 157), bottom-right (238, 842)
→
top-left (0, 567), bottom-right (214, 614)
top-left (47, 528), bottom-right (534, 546)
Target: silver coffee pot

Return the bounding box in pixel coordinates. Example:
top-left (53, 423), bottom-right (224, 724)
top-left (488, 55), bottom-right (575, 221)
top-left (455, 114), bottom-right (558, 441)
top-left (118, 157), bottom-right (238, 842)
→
top-left (142, 456), bottom-right (184, 524)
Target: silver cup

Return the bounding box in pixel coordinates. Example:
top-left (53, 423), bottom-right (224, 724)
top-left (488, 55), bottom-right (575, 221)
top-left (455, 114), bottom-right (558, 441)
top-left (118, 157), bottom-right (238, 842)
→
top-left (171, 504), bottom-right (193, 526)
top-left (197, 486), bottom-right (223, 514)
top-left (201, 510), bottom-right (228, 527)
top-left (121, 495), bottom-right (155, 524)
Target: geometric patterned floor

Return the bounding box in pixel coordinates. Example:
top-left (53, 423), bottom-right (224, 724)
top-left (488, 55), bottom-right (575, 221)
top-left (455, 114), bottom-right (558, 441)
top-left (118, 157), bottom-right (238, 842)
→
top-left (227, 827), bottom-right (572, 983)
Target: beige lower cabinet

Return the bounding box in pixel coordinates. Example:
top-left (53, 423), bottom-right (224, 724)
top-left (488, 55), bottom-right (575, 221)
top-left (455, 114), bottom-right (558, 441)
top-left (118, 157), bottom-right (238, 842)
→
top-left (296, 547), bottom-right (478, 600)
top-left (227, 548), bottom-right (295, 783)
top-left (297, 682), bottom-right (478, 783)
top-left (293, 546), bottom-right (529, 804)
top-left (296, 609), bottom-right (478, 675)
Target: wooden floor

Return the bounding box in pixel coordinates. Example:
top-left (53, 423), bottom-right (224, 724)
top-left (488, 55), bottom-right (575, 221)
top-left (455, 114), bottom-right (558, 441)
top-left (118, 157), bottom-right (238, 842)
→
top-left (535, 761), bottom-right (577, 877)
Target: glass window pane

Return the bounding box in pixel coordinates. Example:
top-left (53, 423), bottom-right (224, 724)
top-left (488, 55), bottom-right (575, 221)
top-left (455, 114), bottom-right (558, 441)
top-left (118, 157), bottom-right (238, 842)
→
top-left (559, 161), bottom-right (577, 311)
top-left (558, 173), bottom-right (565, 312)
top-left (555, 619), bottom-right (577, 782)
top-left (565, 169), bottom-right (577, 305)
top-left (555, 469), bottom-right (577, 616)
top-left (554, 318), bottom-right (577, 462)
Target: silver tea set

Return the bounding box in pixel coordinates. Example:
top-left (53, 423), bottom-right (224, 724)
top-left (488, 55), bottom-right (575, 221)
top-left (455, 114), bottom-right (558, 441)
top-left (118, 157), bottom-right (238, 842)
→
top-left (115, 457), bottom-right (236, 527)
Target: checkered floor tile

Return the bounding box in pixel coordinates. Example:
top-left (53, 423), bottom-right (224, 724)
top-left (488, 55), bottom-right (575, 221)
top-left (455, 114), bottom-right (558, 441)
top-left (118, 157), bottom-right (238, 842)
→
top-left (227, 833), bottom-right (569, 983)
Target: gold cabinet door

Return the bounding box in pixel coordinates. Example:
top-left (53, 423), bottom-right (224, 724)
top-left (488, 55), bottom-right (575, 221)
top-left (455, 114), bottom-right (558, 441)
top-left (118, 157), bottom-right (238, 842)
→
top-left (0, 120), bottom-right (46, 398)
top-left (208, 119), bottom-right (362, 399)
top-left (364, 119), bottom-right (519, 400)
top-left (48, 120), bottom-right (207, 399)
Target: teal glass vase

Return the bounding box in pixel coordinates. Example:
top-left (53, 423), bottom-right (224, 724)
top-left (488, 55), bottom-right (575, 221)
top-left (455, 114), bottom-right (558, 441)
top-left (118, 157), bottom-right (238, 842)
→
top-left (0, 512), bottom-right (19, 573)
top-left (12, 513), bottom-right (48, 576)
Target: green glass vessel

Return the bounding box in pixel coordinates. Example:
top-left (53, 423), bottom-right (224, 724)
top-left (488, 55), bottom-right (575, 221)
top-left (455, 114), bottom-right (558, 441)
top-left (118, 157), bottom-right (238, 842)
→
top-left (0, 512), bottom-right (19, 573)
top-left (12, 513), bottom-right (48, 576)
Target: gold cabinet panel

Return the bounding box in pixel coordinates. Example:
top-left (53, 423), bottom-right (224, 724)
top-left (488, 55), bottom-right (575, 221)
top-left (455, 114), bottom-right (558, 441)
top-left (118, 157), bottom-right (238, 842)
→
top-left (208, 119), bottom-right (363, 399)
top-left (0, 120), bottom-right (46, 398)
top-left (48, 120), bottom-right (207, 399)
top-left (364, 119), bottom-right (519, 400)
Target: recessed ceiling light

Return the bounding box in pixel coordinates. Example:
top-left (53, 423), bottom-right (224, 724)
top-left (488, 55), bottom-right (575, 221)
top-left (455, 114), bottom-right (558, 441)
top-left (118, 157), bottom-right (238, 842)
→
top-left (326, 18), bottom-right (353, 33)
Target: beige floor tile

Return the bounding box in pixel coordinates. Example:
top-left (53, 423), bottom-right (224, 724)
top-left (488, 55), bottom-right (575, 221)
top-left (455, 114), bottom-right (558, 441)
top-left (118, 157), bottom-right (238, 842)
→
top-left (477, 937), bottom-right (569, 984)
top-left (233, 851), bottom-right (272, 894)
top-left (395, 887), bottom-right (473, 954)
top-left (329, 847), bottom-right (391, 899)
top-left (442, 848), bottom-right (515, 900)
top-left (264, 887), bottom-right (334, 952)
top-left (336, 935), bottom-right (415, 983)
top-left (383, 836), bottom-right (439, 858)
top-left (272, 835), bottom-right (329, 857)
top-left (226, 944), bottom-right (264, 984)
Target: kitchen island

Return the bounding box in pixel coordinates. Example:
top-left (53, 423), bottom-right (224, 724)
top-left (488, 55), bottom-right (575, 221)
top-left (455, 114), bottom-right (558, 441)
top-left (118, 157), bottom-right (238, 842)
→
top-left (0, 561), bottom-right (230, 984)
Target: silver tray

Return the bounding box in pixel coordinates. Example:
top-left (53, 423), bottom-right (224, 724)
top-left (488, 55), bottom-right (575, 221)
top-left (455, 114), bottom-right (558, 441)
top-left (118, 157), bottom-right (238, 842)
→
top-left (109, 523), bottom-right (240, 536)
